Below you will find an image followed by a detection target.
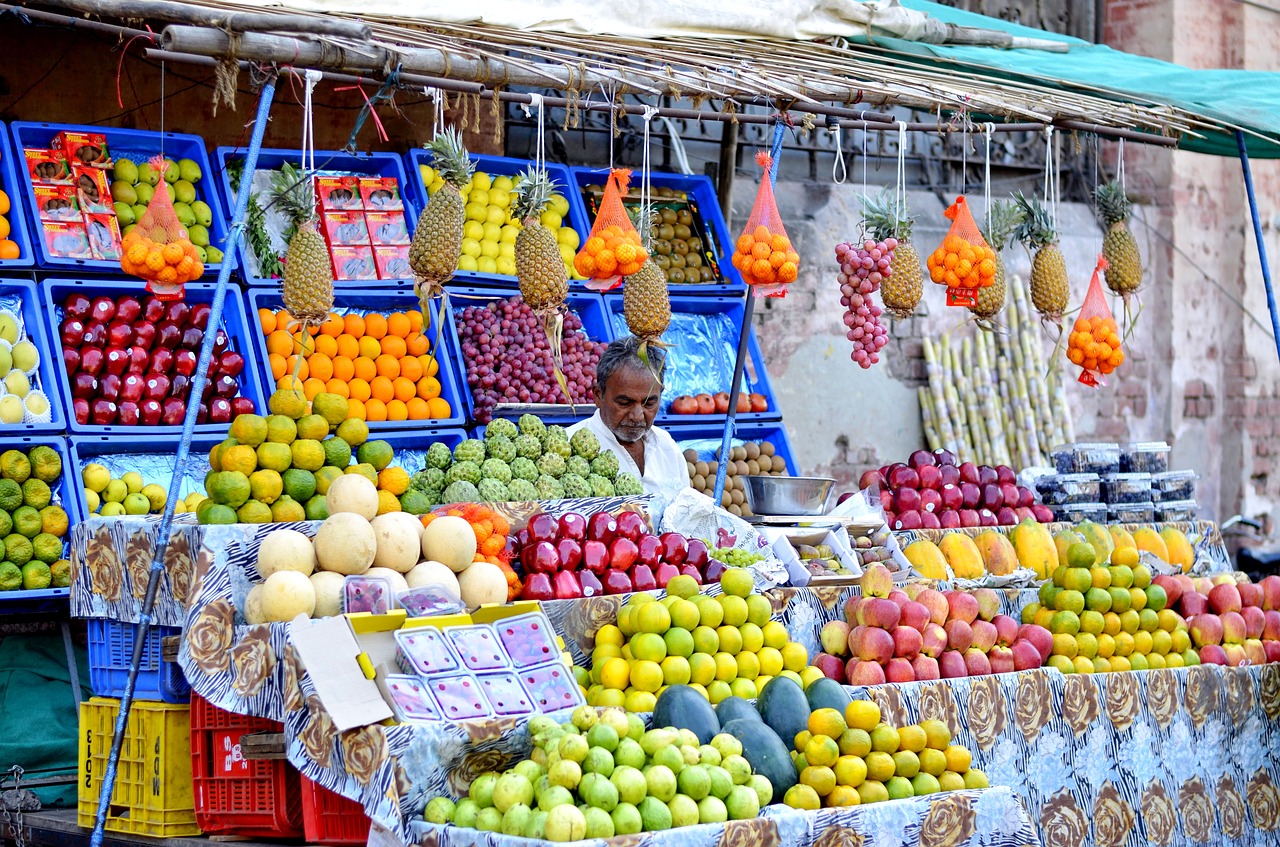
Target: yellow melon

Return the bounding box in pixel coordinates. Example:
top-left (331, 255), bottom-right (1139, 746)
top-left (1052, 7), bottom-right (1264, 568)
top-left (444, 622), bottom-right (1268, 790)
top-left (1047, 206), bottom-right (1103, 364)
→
top-left (313, 512), bottom-right (376, 574)
top-left (421, 516), bottom-right (478, 573)
top-left (259, 570), bottom-right (317, 621)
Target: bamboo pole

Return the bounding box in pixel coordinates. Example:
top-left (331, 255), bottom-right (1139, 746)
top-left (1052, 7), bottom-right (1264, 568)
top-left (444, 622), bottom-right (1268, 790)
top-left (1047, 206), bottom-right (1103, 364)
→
top-left (33, 0), bottom-right (374, 38)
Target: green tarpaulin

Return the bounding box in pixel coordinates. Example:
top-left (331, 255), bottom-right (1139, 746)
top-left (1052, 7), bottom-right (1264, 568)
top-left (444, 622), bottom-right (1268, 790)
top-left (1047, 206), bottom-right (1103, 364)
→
top-left (857, 0), bottom-right (1280, 158)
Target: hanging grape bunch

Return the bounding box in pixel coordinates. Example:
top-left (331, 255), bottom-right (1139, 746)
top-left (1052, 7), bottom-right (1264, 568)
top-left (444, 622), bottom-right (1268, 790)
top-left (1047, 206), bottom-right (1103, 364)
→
top-left (835, 237), bottom-right (895, 368)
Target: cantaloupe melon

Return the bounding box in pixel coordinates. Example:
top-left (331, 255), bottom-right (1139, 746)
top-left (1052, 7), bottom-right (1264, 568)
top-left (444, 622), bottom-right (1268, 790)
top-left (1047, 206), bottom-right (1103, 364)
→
top-left (457, 561), bottom-right (507, 609)
top-left (405, 560), bottom-right (460, 596)
top-left (371, 513), bottom-right (423, 573)
top-left (256, 528), bottom-right (317, 578)
top-left (366, 566), bottom-right (410, 597)
top-left (421, 516), bottom-right (477, 573)
top-left (310, 571), bottom-right (345, 618)
top-left (325, 474), bottom-right (379, 521)
top-left (243, 584), bottom-right (265, 624)
top-left (260, 570), bottom-right (316, 621)
top-left (314, 512), bottom-right (376, 575)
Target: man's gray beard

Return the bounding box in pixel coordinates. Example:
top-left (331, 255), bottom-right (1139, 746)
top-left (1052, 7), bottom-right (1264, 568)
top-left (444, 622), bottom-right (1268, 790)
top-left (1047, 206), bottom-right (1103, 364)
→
top-left (612, 426), bottom-right (646, 445)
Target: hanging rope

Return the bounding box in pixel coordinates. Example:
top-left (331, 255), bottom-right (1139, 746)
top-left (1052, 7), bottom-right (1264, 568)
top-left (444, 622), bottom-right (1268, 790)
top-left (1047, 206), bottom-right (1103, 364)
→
top-left (984, 123), bottom-right (994, 235)
top-left (340, 64), bottom-right (401, 153)
top-left (828, 115), bottom-right (847, 185)
top-left (894, 121), bottom-right (908, 229)
top-left (640, 105), bottom-right (658, 237)
top-left (1043, 127), bottom-right (1059, 230)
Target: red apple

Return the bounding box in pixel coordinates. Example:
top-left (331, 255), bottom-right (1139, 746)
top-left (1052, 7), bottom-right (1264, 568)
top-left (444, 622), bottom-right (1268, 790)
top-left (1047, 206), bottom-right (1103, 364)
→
top-left (978, 466), bottom-right (998, 487)
top-left (678, 564), bottom-right (702, 584)
top-left (888, 465), bottom-right (920, 490)
top-left (155, 322), bottom-right (181, 349)
top-left (587, 513), bottom-right (617, 544)
top-left (209, 398), bottom-right (232, 425)
top-left (908, 449), bottom-right (937, 469)
top-left (555, 539), bottom-right (582, 571)
top-left (859, 470), bottom-right (885, 491)
top-left (658, 533), bottom-right (688, 565)
top-left (142, 297), bottom-right (165, 323)
top-left (685, 539), bottom-right (710, 569)
top-left (62, 347), bottom-right (80, 375)
top-left (189, 302), bottom-right (211, 330)
top-left (107, 320), bottom-right (132, 348)
top-left (637, 534), bottom-right (662, 568)
top-left (894, 488), bottom-right (921, 513)
top-left (577, 570), bottom-right (603, 598)
top-left (1000, 483), bottom-right (1020, 508)
top-left (61, 318), bottom-right (85, 348)
top-left (960, 482), bottom-right (981, 509)
top-left (631, 564), bottom-right (657, 591)
top-left (609, 538), bottom-right (638, 570)
top-left (582, 540), bottom-right (609, 574)
top-left (116, 401), bottom-right (140, 426)
top-left (1017, 487), bottom-right (1036, 508)
top-left (894, 510), bottom-right (922, 531)
top-left (932, 448), bottom-right (957, 466)
top-left (959, 509), bottom-right (980, 528)
top-left (603, 569), bottom-right (633, 595)
top-left (139, 399), bottom-right (162, 426)
top-left (939, 510), bottom-right (961, 529)
top-left (98, 373), bottom-right (120, 403)
top-left (104, 347), bottom-right (129, 376)
top-left (126, 346), bottom-right (148, 374)
top-left (231, 397), bottom-right (256, 417)
top-left (919, 512), bottom-right (940, 530)
top-left (70, 372), bottom-right (98, 399)
top-left (131, 321), bottom-right (156, 348)
top-left (1031, 505), bottom-right (1056, 523)
top-left (558, 512), bottom-right (587, 542)
top-left (654, 562), bottom-right (680, 588)
top-left (73, 397), bottom-right (89, 425)
top-left (90, 398), bottom-right (117, 425)
top-left (218, 351), bottom-right (245, 378)
top-left (115, 296), bottom-right (142, 323)
top-left (917, 465), bottom-right (942, 490)
top-left (82, 321), bottom-right (107, 348)
top-left (63, 293), bottom-right (91, 321)
top-left (90, 296), bottom-right (116, 323)
top-left (552, 570), bottom-right (582, 599)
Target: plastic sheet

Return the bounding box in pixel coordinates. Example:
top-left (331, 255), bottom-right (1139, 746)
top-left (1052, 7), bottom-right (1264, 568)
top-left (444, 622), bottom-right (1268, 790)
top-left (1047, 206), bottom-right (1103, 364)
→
top-left (0, 293), bottom-right (50, 406)
top-left (659, 487), bottom-right (789, 589)
top-left (610, 310), bottom-right (748, 411)
top-left (78, 448), bottom-right (211, 503)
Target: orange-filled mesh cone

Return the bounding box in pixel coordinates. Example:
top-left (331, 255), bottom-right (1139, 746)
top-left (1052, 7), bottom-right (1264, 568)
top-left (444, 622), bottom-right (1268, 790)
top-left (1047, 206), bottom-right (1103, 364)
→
top-left (574, 168), bottom-right (647, 290)
top-left (731, 152), bottom-right (797, 298)
top-left (1067, 255), bottom-right (1123, 386)
top-left (119, 155), bottom-right (204, 300)
top-left (927, 196), bottom-right (996, 307)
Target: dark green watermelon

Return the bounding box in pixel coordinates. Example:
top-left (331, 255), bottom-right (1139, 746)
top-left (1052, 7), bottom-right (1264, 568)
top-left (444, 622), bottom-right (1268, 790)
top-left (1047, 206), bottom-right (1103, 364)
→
top-left (805, 677), bottom-right (853, 714)
top-left (756, 676), bottom-right (809, 751)
top-left (715, 696), bottom-right (761, 728)
top-left (652, 684), bottom-right (720, 744)
top-left (720, 718), bottom-right (797, 797)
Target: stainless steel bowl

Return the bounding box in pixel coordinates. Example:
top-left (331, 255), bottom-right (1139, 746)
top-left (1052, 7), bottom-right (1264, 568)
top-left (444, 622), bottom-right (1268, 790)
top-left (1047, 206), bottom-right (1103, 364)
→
top-left (742, 475), bottom-right (836, 516)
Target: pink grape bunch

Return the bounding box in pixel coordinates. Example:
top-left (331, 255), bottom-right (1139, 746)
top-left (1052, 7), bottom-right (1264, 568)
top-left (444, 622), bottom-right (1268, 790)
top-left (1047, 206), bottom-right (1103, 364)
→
top-left (835, 237), bottom-right (896, 368)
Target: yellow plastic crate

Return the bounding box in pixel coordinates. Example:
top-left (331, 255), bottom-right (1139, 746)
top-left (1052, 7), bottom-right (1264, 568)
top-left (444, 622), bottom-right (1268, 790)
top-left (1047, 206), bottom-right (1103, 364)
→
top-left (77, 696), bottom-right (201, 837)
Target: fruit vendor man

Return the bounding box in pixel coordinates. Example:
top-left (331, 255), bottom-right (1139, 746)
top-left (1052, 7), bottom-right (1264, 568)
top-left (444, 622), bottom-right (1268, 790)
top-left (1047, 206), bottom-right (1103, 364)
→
top-left (569, 336), bottom-right (688, 507)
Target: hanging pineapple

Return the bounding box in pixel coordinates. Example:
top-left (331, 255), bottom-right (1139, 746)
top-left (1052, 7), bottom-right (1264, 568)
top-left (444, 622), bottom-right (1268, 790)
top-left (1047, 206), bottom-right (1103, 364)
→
top-left (408, 128), bottom-right (475, 311)
top-left (282, 220), bottom-right (333, 327)
top-left (970, 199), bottom-right (1024, 324)
top-left (1094, 179), bottom-right (1142, 311)
top-left (1014, 191), bottom-right (1069, 323)
top-left (862, 190), bottom-right (923, 319)
top-left (513, 167), bottom-right (569, 314)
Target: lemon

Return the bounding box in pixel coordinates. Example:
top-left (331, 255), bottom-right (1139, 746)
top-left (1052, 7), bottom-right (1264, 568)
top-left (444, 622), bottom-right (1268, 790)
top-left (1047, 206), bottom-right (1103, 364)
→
top-left (692, 625), bottom-right (719, 655)
top-left (799, 666), bottom-right (825, 689)
top-left (808, 708), bottom-right (847, 739)
top-left (660, 656), bottom-right (691, 686)
top-left (705, 680), bottom-right (732, 705)
top-left (82, 463), bottom-right (111, 493)
top-left (738, 623), bottom-right (764, 653)
top-left (718, 595), bottom-right (748, 627)
top-left (734, 652), bottom-right (759, 680)
top-left (712, 652), bottom-right (738, 682)
top-left (761, 621), bottom-right (788, 649)
top-left (596, 624), bottom-right (623, 648)
top-left (630, 660), bottom-right (663, 693)
top-left (596, 688), bottom-right (627, 708)
top-left (688, 653), bottom-right (716, 686)
top-left (635, 602), bottom-right (671, 634)
top-left (780, 642), bottom-right (809, 672)
top-left (757, 646), bottom-right (783, 677)
top-left (624, 690), bottom-right (656, 712)
top-left (630, 632), bottom-right (667, 663)
top-left (663, 628), bottom-right (694, 659)
top-left (719, 568), bottom-right (753, 598)
top-left (729, 678), bottom-right (758, 700)
top-left (600, 657), bottom-right (630, 690)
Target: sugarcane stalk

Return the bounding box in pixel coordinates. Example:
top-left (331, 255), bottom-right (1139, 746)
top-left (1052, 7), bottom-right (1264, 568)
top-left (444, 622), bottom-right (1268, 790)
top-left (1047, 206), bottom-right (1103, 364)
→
top-left (919, 387), bottom-right (941, 452)
top-left (924, 339), bottom-right (959, 456)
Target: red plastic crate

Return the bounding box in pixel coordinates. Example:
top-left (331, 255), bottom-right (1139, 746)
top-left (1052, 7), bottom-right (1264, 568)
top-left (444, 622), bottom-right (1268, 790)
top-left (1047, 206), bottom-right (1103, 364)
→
top-left (189, 694), bottom-right (303, 838)
top-left (301, 776), bottom-right (372, 845)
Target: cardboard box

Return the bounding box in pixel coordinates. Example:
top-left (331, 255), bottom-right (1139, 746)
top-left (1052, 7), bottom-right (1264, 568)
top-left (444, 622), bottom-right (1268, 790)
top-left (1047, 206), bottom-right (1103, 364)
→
top-left (85, 214), bottom-right (123, 261)
top-left (24, 147), bottom-right (70, 184)
top-left (359, 177), bottom-right (404, 211)
top-left (365, 210), bottom-right (409, 245)
top-left (314, 175), bottom-right (361, 210)
top-left (321, 211), bottom-right (369, 247)
top-left (73, 165), bottom-right (113, 214)
top-left (291, 616), bottom-right (395, 731)
top-left (41, 220), bottom-right (92, 259)
top-left (330, 245), bottom-right (377, 281)
top-left (33, 184), bottom-right (80, 221)
top-left (373, 245), bottom-right (411, 280)
top-left (52, 130), bottom-right (110, 167)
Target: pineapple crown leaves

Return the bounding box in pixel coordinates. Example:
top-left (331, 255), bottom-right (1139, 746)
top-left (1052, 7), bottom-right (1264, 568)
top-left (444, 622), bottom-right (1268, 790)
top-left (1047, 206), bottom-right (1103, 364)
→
top-left (1013, 190), bottom-right (1058, 249)
top-left (980, 199), bottom-right (1024, 252)
top-left (268, 161), bottom-right (316, 229)
top-left (424, 127), bottom-right (475, 188)
top-left (512, 166), bottom-right (554, 223)
top-left (861, 189), bottom-right (914, 242)
top-left (1093, 180), bottom-right (1133, 227)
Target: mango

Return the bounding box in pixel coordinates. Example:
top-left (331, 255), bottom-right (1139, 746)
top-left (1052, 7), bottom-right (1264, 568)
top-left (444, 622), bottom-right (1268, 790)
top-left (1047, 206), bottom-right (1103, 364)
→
top-left (903, 539), bottom-right (951, 581)
top-left (936, 533), bottom-right (983, 580)
top-left (1159, 527), bottom-right (1194, 572)
top-left (1010, 518), bottom-right (1058, 580)
top-left (1132, 527), bottom-right (1170, 564)
top-left (1108, 525), bottom-right (1136, 552)
top-left (974, 530), bottom-right (1018, 576)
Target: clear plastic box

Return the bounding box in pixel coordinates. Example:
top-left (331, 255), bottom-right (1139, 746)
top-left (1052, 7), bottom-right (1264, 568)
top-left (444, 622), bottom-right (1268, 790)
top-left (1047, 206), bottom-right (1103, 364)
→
top-left (1050, 442), bottom-right (1121, 475)
top-left (1108, 502), bottom-right (1156, 524)
top-left (445, 625), bottom-right (509, 672)
top-left (397, 585), bottom-right (467, 618)
top-left (1155, 500), bottom-right (1198, 523)
top-left (427, 674), bottom-right (493, 720)
top-left (342, 575), bottom-right (394, 615)
top-left (1121, 442), bottom-right (1171, 474)
top-left (494, 614), bottom-right (559, 668)
top-left (394, 628), bottom-right (459, 677)
top-left (1036, 473), bottom-right (1101, 506)
top-left (1101, 473), bottom-right (1153, 505)
top-left (1152, 471), bottom-right (1198, 503)
top-left (519, 662), bottom-right (585, 713)
top-left (477, 672), bottom-right (535, 717)
top-left (1054, 502), bottom-right (1108, 523)
top-left (384, 675), bottom-right (442, 722)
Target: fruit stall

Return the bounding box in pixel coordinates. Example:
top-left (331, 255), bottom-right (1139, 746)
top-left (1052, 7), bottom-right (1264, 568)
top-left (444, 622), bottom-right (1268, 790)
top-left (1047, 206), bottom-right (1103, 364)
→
top-left (2, 3), bottom-right (1280, 847)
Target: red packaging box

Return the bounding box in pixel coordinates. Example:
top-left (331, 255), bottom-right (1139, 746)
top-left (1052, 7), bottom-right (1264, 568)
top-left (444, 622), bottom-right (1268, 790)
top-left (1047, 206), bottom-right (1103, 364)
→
top-left (359, 177), bottom-right (404, 211)
top-left (314, 176), bottom-right (361, 210)
top-left (321, 212), bottom-right (369, 247)
top-left (373, 245), bottom-right (411, 280)
top-left (42, 220), bottom-right (92, 259)
top-left (330, 245), bottom-right (377, 281)
top-left (86, 214), bottom-right (123, 261)
top-left (33, 184), bottom-right (80, 221)
top-left (25, 147), bottom-right (71, 184)
top-left (365, 210), bottom-right (409, 245)
top-left (73, 166), bottom-right (113, 213)
top-left (52, 131), bottom-right (110, 167)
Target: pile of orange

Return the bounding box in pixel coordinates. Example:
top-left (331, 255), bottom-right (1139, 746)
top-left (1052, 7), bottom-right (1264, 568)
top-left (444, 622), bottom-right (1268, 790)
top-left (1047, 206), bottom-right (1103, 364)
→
top-left (259, 308), bottom-right (452, 423)
top-left (120, 229), bottom-right (204, 284)
top-left (732, 225), bottom-right (799, 286)
top-left (573, 225), bottom-right (646, 278)
top-left (422, 503), bottom-right (520, 600)
top-left (1067, 314), bottom-right (1125, 375)
top-left (927, 235), bottom-right (996, 291)
top-left (0, 190), bottom-right (18, 260)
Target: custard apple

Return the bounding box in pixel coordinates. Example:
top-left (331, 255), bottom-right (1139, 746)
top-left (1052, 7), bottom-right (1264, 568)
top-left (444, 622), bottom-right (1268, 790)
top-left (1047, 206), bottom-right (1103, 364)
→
top-left (485, 434), bottom-right (517, 464)
top-left (614, 472), bottom-right (643, 496)
top-left (510, 456), bottom-right (539, 482)
top-left (480, 458), bottom-right (512, 485)
top-left (486, 418), bottom-right (519, 440)
top-left (570, 428), bottom-right (600, 460)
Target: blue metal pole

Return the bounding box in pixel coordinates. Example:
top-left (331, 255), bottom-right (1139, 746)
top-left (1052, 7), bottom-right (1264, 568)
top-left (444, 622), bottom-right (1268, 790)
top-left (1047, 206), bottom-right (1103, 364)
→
top-left (1237, 130), bottom-right (1280, 364)
top-left (713, 122), bottom-right (787, 505)
top-left (90, 78), bottom-right (278, 847)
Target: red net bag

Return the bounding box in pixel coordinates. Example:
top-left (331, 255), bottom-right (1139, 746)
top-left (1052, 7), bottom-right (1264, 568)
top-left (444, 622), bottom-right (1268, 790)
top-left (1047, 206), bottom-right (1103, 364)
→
top-left (119, 155), bottom-right (204, 300)
top-left (574, 168), bottom-right (647, 289)
top-left (730, 151), bottom-right (797, 298)
top-left (926, 196), bottom-right (997, 307)
top-left (1067, 255), bottom-right (1124, 386)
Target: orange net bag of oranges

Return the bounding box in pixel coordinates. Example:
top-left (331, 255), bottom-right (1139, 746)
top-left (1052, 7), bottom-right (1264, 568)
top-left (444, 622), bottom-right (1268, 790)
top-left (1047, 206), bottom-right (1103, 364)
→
top-left (927, 196), bottom-right (996, 307)
top-left (730, 151), bottom-right (797, 298)
top-left (573, 168), bottom-right (647, 288)
top-left (119, 155), bottom-right (203, 300)
top-left (1067, 255), bottom-right (1124, 386)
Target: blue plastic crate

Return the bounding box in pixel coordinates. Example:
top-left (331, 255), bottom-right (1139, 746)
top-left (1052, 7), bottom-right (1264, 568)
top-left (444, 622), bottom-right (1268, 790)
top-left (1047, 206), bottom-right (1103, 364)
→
top-left (0, 278), bottom-right (66, 432)
top-left (0, 435), bottom-right (80, 611)
top-left (86, 617), bottom-right (189, 703)
top-left (68, 433), bottom-right (221, 522)
top-left (9, 122), bottom-right (231, 274)
top-left (213, 147), bottom-right (415, 288)
top-left (446, 285), bottom-right (613, 425)
top-left (570, 167), bottom-right (744, 295)
top-left (667, 420), bottom-right (799, 476)
top-left (404, 151), bottom-right (590, 288)
top-left (0, 122), bottom-right (35, 269)
top-left (245, 283), bottom-right (466, 430)
top-left (602, 292), bottom-right (780, 424)
top-left (42, 278), bottom-right (267, 436)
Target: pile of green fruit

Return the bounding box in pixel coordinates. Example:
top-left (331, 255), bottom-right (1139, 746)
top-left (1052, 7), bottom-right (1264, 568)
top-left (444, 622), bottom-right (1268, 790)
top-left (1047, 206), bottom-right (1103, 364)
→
top-left (0, 311), bottom-right (51, 426)
top-left (109, 157), bottom-right (224, 264)
top-left (409, 414), bottom-right (641, 507)
top-left (423, 706), bottom-right (770, 841)
top-left (81, 464), bottom-right (196, 516)
top-left (0, 446), bottom-right (72, 592)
